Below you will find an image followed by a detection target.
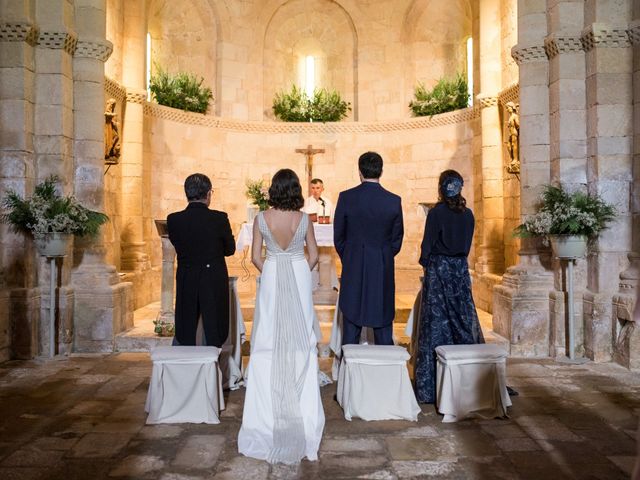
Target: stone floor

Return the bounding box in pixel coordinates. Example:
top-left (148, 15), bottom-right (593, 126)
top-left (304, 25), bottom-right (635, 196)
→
top-left (1, 354), bottom-right (639, 479)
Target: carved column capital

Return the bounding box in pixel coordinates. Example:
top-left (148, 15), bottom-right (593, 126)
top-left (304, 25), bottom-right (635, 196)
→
top-left (544, 33), bottom-right (584, 59)
top-left (126, 90), bottom-right (147, 104)
top-left (476, 93), bottom-right (498, 109)
top-left (511, 43), bottom-right (547, 65)
top-left (627, 21), bottom-right (640, 45)
top-left (581, 23), bottom-right (631, 51)
top-left (0, 22), bottom-right (39, 45)
top-left (37, 30), bottom-right (78, 54)
top-left (76, 38), bottom-right (113, 62)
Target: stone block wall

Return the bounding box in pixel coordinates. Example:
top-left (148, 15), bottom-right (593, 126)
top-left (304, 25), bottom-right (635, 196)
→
top-left (0, 0), bottom-right (133, 360)
top-left (138, 104), bottom-right (480, 298)
top-left (493, 0), bottom-right (640, 368)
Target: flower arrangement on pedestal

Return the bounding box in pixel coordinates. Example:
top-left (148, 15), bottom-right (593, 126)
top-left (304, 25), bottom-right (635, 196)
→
top-left (272, 85), bottom-right (351, 122)
top-left (514, 184), bottom-right (616, 258)
top-left (245, 179), bottom-right (270, 211)
top-left (1, 176), bottom-right (109, 256)
top-left (409, 74), bottom-right (469, 117)
top-left (149, 65), bottom-right (214, 114)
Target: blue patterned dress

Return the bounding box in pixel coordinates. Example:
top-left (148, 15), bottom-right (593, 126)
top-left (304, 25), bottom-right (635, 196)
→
top-left (414, 203), bottom-right (484, 404)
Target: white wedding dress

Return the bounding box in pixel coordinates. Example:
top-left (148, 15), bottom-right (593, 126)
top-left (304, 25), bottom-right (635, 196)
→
top-left (238, 212), bottom-right (325, 464)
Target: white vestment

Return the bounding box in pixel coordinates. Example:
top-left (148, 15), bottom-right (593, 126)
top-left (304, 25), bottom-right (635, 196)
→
top-left (304, 196), bottom-right (333, 220)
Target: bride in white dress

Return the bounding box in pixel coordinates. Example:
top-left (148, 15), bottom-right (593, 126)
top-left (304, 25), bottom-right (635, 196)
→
top-left (238, 169), bottom-right (325, 464)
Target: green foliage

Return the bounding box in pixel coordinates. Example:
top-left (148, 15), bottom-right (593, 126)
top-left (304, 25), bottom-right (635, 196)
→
top-left (153, 318), bottom-right (175, 336)
top-left (149, 66), bottom-right (213, 114)
top-left (409, 74), bottom-right (470, 117)
top-left (514, 184), bottom-right (616, 239)
top-left (1, 176), bottom-right (109, 237)
top-left (272, 85), bottom-right (351, 122)
top-left (245, 179), bottom-right (269, 211)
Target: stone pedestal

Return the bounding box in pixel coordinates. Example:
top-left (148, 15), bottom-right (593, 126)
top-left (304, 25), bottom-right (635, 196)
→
top-left (156, 221), bottom-right (176, 324)
top-left (313, 247), bottom-right (338, 305)
top-left (493, 252), bottom-right (553, 356)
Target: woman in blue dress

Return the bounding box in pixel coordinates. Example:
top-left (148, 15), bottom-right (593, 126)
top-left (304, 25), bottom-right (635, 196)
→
top-left (414, 170), bottom-right (484, 404)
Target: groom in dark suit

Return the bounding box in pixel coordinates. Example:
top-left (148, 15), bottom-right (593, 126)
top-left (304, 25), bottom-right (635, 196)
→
top-left (167, 173), bottom-right (236, 347)
top-left (333, 152), bottom-right (404, 345)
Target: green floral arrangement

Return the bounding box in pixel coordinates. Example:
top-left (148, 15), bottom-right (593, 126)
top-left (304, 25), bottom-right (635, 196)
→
top-left (245, 179), bottom-right (269, 211)
top-left (1, 176), bottom-right (109, 237)
top-left (514, 184), bottom-right (616, 241)
top-left (273, 85), bottom-right (351, 122)
top-left (153, 318), bottom-right (175, 337)
top-left (409, 74), bottom-right (469, 117)
top-left (149, 66), bottom-right (213, 114)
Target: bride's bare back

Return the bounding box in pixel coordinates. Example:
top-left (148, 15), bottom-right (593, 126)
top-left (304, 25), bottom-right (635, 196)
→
top-left (251, 209), bottom-right (318, 272)
top-left (263, 209), bottom-right (304, 251)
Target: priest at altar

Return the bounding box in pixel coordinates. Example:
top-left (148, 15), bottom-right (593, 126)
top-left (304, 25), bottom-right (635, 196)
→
top-left (304, 178), bottom-right (333, 221)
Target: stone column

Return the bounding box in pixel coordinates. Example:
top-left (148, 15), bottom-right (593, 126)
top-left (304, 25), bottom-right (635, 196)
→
top-left (612, 12), bottom-right (640, 368)
top-left (475, 0), bottom-right (505, 286)
top-left (0, 0), bottom-right (40, 360)
top-left (71, 0), bottom-right (133, 352)
top-left (33, 0), bottom-right (77, 356)
top-left (493, 0), bottom-right (554, 356)
top-left (581, 2), bottom-right (634, 362)
top-left (119, 0), bottom-right (149, 272)
top-left (544, 0), bottom-right (589, 358)
top-left (158, 236), bottom-right (176, 323)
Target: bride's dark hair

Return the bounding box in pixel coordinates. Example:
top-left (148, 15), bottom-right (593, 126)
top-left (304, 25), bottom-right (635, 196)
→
top-left (438, 170), bottom-right (466, 213)
top-left (268, 169), bottom-right (305, 211)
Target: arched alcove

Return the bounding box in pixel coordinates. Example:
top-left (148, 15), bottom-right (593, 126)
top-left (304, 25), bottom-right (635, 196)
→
top-left (147, 0), bottom-right (218, 105)
top-left (262, 0), bottom-right (358, 120)
top-left (402, 0), bottom-right (472, 105)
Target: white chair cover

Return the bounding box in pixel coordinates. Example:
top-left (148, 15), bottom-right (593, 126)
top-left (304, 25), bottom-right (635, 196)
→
top-left (435, 344), bottom-right (511, 423)
top-left (145, 346), bottom-right (224, 424)
top-left (337, 344), bottom-right (421, 422)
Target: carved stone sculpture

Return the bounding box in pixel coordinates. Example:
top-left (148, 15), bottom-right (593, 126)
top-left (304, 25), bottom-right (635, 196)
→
top-left (505, 102), bottom-right (520, 174)
top-left (104, 98), bottom-right (121, 164)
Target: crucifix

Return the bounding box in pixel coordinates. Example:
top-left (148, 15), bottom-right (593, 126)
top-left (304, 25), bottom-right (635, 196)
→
top-left (295, 144), bottom-right (325, 196)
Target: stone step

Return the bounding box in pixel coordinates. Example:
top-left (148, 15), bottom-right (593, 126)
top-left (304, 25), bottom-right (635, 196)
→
top-left (115, 300), bottom-right (508, 354)
top-left (240, 304), bottom-right (414, 324)
top-left (114, 302), bottom-right (413, 353)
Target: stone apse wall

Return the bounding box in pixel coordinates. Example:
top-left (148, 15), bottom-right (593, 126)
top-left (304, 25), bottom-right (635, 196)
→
top-left (140, 102), bottom-right (481, 298)
top-left (1, 0), bottom-right (527, 361)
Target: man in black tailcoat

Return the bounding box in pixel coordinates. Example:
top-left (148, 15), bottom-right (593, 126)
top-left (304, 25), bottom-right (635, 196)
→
top-left (167, 173), bottom-right (235, 347)
top-left (333, 152), bottom-right (404, 345)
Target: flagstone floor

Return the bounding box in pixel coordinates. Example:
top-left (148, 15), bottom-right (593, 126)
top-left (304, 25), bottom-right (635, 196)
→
top-left (0, 353), bottom-right (639, 479)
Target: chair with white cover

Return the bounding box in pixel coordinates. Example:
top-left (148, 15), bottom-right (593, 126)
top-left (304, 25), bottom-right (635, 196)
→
top-left (435, 344), bottom-right (511, 423)
top-left (145, 346), bottom-right (224, 424)
top-left (337, 344), bottom-right (421, 421)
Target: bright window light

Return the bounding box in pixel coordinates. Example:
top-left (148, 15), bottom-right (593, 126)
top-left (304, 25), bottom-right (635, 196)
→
top-left (146, 33), bottom-right (152, 100)
top-left (466, 37), bottom-right (473, 107)
top-left (305, 55), bottom-right (315, 98)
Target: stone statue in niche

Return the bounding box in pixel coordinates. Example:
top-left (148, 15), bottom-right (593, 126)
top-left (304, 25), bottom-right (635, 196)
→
top-left (104, 98), bottom-right (121, 164)
top-left (505, 101), bottom-right (520, 174)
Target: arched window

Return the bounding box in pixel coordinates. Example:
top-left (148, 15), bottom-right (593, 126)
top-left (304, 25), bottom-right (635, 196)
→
top-left (146, 32), bottom-right (151, 100)
top-left (305, 56), bottom-right (316, 97)
top-left (466, 36), bottom-right (473, 107)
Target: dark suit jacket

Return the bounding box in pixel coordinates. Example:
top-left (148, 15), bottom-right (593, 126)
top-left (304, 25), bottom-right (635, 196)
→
top-left (167, 202), bottom-right (235, 346)
top-left (333, 182), bottom-right (404, 327)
